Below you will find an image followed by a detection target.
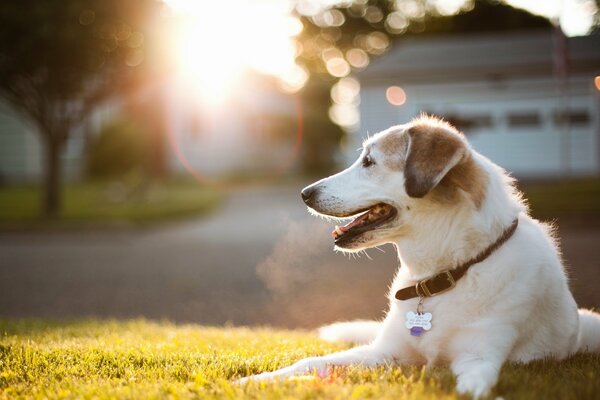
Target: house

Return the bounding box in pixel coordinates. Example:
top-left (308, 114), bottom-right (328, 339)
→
top-left (355, 30), bottom-right (600, 178)
top-left (0, 101), bottom-right (42, 183)
top-left (0, 101), bottom-right (95, 183)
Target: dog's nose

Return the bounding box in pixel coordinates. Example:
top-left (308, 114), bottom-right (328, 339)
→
top-left (301, 186), bottom-right (317, 206)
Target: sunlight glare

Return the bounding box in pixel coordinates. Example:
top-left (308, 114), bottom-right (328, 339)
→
top-left (504, 0), bottom-right (597, 36)
top-left (164, 0), bottom-right (305, 106)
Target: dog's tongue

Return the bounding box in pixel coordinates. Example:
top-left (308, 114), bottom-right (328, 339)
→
top-left (331, 211), bottom-right (370, 239)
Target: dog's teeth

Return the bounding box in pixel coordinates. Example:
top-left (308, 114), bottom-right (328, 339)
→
top-left (332, 225), bottom-right (345, 239)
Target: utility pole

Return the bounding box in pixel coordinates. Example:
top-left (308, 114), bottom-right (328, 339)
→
top-left (552, 16), bottom-right (571, 179)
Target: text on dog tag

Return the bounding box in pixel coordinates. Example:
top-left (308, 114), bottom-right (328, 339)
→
top-left (405, 311), bottom-right (432, 337)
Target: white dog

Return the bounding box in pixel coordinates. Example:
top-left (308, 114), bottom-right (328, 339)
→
top-left (240, 115), bottom-right (600, 398)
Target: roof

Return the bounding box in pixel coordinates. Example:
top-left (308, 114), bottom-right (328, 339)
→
top-left (358, 30), bottom-right (600, 85)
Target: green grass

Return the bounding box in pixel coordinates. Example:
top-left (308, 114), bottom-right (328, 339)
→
top-left (520, 177), bottom-right (600, 221)
top-left (0, 178), bottom-right (220, 228)
top-left (1, 320), bottom-right (599, 399)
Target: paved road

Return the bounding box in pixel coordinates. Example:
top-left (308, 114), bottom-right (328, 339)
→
top-left (1, 184), bottom-right (599, 328)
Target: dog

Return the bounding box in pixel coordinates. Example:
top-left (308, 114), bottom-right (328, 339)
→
top-left (239, 115), bottom-right (600, 398)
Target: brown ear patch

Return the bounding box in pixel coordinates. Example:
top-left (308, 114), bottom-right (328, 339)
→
top-left (404, 121), bottom-right (466, 198)
top-left (436, 153), bottom-right (489, 209)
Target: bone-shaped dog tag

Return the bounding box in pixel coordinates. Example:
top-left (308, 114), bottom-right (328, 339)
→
top-left (405, 311), bottom-right (432, 337)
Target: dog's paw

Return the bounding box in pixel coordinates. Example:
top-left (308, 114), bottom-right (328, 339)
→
top-left (456, 375), bottom-right (492, 399)
top-left (235, 357), bottom-right (330, 385)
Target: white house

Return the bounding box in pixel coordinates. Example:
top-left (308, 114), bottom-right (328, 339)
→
top-left (355, 30), bottom-right (600, 178)
top-left (0, 101), bottom-right (94, 183)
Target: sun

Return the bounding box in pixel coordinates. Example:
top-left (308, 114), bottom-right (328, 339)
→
top-left (164, 0), bottom-right (307, 106)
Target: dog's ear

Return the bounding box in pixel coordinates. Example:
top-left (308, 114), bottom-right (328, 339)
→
top-left (404, 123), bottom-right (466, 198)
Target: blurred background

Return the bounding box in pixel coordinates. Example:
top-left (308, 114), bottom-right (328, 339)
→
top-left (0, 0), bottom-right (599, 328)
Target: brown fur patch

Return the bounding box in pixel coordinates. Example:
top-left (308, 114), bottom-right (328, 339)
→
top-left (403, 115), bottom-right (488, 207)
top-left (439, 155), bottom-right (488, 208)
top-left (378, 131), bottom-right (409, 170)
top-left (404, 119), bottom-right (466, 198)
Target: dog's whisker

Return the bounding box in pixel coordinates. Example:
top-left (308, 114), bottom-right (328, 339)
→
top-left (361, 249), bottom-right (373, 260)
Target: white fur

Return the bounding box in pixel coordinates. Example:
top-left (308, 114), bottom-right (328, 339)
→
top-left (239, 120), bottom-right (600, 398)
top-left (318, 320), bottom-right (382, 344)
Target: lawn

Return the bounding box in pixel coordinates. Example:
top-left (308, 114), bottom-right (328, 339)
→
top-left (1, 320), bottom-right (599, 399)
top-left (519, 178), bottom-right (600, 221)
top-left (0, 178), bottom-right (220, 228)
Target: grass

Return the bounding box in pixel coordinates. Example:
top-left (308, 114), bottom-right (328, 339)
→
top-left (0, 320), bottom-right (599, 399)
top-left (0, 178), bottom-right (220, 228)
top-left (519, 177), bottom-right (600, 221)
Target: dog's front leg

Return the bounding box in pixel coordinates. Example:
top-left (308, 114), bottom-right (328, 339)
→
top-left (238, 344), bottom-right (388, 383)
top-left (450, 326), bottom-right (517, 399)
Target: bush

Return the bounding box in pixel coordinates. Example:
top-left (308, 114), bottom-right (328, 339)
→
top-left (266, 112), bottom-right (344, 177)
top-left (86, 118), bottom-right (152, 179)
top-left (300, 113), bottom-right (344, 176)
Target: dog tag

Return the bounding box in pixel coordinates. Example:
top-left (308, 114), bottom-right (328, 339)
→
top-left (405, 311), bottom-right (432, 337)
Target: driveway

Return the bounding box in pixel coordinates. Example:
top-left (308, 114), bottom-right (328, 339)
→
top-left (1, 183), bottom-right (599, 328)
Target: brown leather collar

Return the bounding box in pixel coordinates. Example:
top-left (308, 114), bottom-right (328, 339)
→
top-left (395, 218), bottom-right (519, 301)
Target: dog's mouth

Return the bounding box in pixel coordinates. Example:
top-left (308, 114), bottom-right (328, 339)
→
top-left (331, 203), bottom-right (397, 245)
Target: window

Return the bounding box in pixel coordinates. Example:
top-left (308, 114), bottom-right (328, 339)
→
top-left (553, 110), bottom-right (590, 127)
top-left (437, 114), bottom-right (494, 133)
top-left (507, 113), bottom-right (541, 128)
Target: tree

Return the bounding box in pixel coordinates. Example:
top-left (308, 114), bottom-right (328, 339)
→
top-left (295, 0), bottom-right (555, 79)
top-left (0, 0), bottom-right (158, 217)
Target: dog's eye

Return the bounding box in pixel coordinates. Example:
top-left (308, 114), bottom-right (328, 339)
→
top-left (362, 154), bottom-right (374, 168)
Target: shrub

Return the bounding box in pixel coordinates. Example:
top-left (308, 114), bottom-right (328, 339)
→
top-left (86, 117), bottom-right (152, 179)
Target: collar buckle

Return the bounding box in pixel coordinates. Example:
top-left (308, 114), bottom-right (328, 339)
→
top-left (417, 270), bottom-right (456, 297)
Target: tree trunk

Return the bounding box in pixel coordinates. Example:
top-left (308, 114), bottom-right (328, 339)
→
top-left (42, 138), bottom-right (64, 218)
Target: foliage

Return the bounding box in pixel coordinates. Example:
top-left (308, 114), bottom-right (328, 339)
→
top-left (300, 112), bottom-right (346, 176)
top-left (296, 0), bottom-right (554, 78)
top-left (0, 0), bottom-right (156, 137)
top-left (0, 0), bottom-right (160, 216)
top-left (0, 319), bottom-right (599, 399)
top-left (0, 179), bottom-right (220, 227)
top-left (265, 109), bottom-right (344, 176)
top-left (86, 118), bottom-right (152, 179)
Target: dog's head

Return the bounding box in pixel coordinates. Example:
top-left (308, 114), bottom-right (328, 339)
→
top-left (301, 115), bottom-right (488, 251)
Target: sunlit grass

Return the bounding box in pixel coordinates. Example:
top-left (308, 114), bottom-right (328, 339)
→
top-left (0, 319), bottom-right (599, 399)
top-left (0, 178), bottom-right (220, 227)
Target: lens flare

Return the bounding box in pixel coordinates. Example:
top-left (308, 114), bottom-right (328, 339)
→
top-left (166, 97), bottom-right (304, 189)
top-left (386, 86), bottom-right (406, 106)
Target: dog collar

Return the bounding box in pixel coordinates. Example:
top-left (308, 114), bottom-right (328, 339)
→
top-left (395, 218), bottom-right (519, 301)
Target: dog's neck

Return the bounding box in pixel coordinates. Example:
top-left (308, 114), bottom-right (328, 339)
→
top-left (394, 216), bottom-right (511, 280)
top-left (394, 162), bottom-right (524, 281)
